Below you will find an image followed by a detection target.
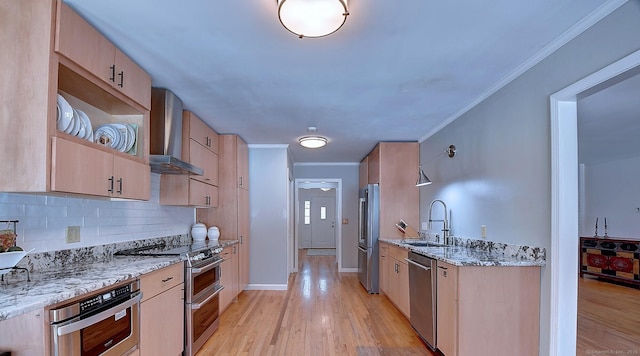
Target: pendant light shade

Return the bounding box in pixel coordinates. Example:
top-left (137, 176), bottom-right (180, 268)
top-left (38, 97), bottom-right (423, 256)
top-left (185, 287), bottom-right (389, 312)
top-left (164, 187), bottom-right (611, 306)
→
top-left (415, 165), bottom-right (432, 187)
top-left (277, 0), bottom-right (349, 38)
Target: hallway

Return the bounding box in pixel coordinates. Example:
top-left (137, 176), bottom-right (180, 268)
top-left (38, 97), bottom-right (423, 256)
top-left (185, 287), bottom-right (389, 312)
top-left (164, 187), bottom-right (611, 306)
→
top-left (197, 249), bottom-right (432, 355)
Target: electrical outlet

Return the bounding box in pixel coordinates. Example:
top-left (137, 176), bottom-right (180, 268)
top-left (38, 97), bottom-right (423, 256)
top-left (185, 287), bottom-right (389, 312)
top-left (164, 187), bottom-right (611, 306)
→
top-left (421, 222), bottom-right (428, 230)
top-left (66, 226), bottom-right (81, 243)
top-left (481, 225), bottom-right (487, 238)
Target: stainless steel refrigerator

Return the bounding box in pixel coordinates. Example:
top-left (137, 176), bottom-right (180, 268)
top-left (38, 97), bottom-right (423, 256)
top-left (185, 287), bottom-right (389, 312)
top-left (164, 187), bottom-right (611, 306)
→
top-left (358, 183), bottom-right (380, 293)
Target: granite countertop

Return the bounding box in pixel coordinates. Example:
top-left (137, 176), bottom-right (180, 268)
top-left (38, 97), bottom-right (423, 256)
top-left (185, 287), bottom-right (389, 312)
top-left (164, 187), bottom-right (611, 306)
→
top-left (0, 255), bottom-right (183, 321)
top-left (0, 237), bottom-right (240, 321)
top-left (379, 238), bottom-right (546, 267)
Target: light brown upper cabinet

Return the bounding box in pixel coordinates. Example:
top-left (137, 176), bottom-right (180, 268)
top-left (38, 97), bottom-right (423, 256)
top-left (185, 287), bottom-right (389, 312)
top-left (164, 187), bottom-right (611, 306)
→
top-left (160, 111), bottom-right (220, 207)
top-left (360, 142), bottom-right (419, 238)
top-left (359, 156), bottom-right (369, 189)
top-left (55, 2), bottom-right (151, 110)
top-left (182, 111), bottom-right (219, 186)
top-left (0, 0), bottom-right (151, 199)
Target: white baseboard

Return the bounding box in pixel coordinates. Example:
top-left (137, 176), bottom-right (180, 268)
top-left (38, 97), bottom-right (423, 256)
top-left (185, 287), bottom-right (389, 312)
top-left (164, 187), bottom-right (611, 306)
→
top-left (244, 284), bottom-right (288, 291)
top-left (339, 267), bottom-right (358, 273)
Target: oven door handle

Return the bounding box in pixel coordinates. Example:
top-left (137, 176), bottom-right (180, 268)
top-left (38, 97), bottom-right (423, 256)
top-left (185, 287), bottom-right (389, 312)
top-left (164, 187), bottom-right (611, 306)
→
top-left (190, 259), bottom-right (223, 274)
top-left (191, 286), bottom-right (224, 310)
top-left (55, 292), bottom-right (142, 336)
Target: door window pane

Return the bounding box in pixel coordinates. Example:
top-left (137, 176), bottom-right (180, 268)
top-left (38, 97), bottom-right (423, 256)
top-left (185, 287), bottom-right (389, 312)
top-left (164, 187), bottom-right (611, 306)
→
top-left (304, 201), bottom-right (310, 224)
top-left (321, 206), bottom-right (326, 220)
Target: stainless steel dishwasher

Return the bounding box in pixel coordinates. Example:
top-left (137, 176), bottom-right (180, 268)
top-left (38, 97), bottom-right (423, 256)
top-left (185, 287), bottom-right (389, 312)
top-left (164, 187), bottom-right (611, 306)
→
top-left (406, 251), bottom-right (437, 350)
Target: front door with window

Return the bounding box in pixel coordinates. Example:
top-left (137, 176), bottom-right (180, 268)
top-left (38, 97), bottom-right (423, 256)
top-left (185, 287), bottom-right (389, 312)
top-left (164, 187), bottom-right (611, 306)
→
top-left (310, 196), bottom-right (336, 248)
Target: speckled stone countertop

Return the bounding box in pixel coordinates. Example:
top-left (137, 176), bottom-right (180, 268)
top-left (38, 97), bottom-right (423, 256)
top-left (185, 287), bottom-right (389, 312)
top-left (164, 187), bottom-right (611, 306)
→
top-left (379, 237), bottom-right (546, 267)
top-left (0, 236), bottom-right (239, 321)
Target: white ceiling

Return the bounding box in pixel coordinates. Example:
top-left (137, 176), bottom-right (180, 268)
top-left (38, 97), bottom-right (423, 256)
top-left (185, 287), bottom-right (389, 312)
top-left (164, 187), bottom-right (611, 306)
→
top-left (64, 0), bottom-right (612, 163)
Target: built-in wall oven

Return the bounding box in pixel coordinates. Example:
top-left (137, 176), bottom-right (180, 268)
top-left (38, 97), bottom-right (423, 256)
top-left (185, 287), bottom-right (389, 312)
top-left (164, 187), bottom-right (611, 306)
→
top-left (184, 247), bottom-right (224, 356)
top-left (49, 279), bottom-right (142, 356)
top-left (115, 242), bottom-right (224, 356)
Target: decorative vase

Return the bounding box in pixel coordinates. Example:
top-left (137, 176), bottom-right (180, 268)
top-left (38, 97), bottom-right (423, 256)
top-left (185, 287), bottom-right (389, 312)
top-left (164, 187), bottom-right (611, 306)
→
top-left (207, 226), bottom-right (220, 241)
top-left (191, 223), bottom-right (207, 241)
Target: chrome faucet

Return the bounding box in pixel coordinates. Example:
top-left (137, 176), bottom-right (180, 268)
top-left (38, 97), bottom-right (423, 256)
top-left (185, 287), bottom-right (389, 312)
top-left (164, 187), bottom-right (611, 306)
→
top-left (428, 199), bottom-right (450, 244)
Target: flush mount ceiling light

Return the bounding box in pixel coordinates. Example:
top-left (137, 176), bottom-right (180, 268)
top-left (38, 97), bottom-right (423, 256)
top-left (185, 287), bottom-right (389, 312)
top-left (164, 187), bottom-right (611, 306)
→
top-left (277, 0), bottom-right (349, 38)
top-left (299, 126), bottom-right (328, 148)
top-left (299, 136), bottom-right (328, 148)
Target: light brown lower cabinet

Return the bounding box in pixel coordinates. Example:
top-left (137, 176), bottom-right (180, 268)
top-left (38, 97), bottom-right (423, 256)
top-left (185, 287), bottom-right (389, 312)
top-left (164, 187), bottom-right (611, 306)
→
top-left (0, 309), bottom-right (46, 355)
top-left (220, 244), bottom-right (239, 312)
top-left (139, 263), bottom-right (185, 356)
top-left (379, 242), bottom-right (410, 318)
top-left (436, 261), bottom-right (541, 356)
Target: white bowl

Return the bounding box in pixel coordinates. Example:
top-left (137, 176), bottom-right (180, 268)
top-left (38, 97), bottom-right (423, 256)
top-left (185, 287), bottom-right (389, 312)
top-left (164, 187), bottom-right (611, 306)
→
top-left (0, 249), bottom-right (34, 274)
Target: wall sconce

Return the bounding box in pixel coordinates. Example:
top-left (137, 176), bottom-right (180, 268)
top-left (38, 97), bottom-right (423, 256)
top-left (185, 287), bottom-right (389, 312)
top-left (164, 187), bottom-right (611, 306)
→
top-left (446, 145), bottom-right (456, 158)
top-left (416, 145), bottom-right (455, 187)
top-left (415, 165), bottom-right (432, 187)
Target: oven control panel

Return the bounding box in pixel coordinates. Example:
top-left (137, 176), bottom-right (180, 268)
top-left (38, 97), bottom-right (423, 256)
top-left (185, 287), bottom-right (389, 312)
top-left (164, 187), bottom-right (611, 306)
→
top-left (80, 284), bottom-right (131, 313)
top-left (190, 247), bottom-right (223, 262)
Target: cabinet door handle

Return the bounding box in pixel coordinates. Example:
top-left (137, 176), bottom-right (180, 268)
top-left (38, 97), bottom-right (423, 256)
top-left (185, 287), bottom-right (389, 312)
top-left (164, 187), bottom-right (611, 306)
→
top-left (117, 178), bottom-right (123, 195)
top-left (233, 246), bottom-right (236, 254)
top-left (162, 277), bottom-right (173, 283)
top-left (239, 176), bottom-right (243, 187)
top-left (109, 65), bottom-right (116, 82)
top-left (118, 71), bottom-right (124, 88)
top-left (240, 235), bottom-right (243, 244)
top-left (107, 176), bottom-right (114, 193)
top-left (206, 136), bottom-right (211, 147)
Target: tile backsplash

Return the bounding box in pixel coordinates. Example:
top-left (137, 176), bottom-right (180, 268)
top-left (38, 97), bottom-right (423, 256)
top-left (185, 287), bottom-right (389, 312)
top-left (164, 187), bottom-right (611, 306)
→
top-left (0, 173), bottom-right (194, 253)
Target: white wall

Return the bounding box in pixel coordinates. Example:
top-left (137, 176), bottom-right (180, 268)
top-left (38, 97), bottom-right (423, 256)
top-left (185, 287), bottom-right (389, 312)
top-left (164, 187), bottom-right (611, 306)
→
top-left (582, 156), bottom-right (640, 239)
top-left (248, 145), bottom-right (289, 288)
top-left (0, 173), bottom-right (194, 252)
top-left (418, 2), bottom-right (640, 355)
top-left (293, 163), bottom-right (359, 269)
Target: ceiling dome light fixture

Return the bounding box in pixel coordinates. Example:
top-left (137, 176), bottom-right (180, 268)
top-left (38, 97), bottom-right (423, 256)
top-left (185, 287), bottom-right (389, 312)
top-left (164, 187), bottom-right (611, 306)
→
top-left (277, 0), bottom-right (349, 38)
top-left (299, 136), bottom-right (328, 149)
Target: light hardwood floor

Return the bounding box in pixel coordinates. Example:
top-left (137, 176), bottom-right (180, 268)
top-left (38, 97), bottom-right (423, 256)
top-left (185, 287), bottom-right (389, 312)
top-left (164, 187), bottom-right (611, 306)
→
top-left (197, 250), bottom-right (433, 356)
top-left (577, 276), bottom-right (640, 355)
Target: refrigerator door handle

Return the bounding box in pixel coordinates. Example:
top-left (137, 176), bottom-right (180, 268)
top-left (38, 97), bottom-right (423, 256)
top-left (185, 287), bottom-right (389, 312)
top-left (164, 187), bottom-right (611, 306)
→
top-left (358, 197), bottom-right (366, 245)
top-left (357, 245), bottom-right (367, 253)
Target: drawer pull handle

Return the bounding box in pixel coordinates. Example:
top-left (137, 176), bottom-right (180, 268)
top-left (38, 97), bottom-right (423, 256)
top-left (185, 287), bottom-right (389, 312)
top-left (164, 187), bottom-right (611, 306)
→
top-left (162, 277), bottom-right (173, 283)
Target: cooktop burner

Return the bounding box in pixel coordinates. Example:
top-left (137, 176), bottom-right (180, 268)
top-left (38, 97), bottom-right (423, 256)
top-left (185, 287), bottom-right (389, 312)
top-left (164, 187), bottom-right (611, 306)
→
top-left (115, 241), bottom-right (222, 257)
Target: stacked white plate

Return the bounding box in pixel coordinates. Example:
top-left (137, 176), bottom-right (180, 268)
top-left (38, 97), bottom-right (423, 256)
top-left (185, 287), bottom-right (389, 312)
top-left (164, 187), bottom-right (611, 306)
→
top-left (94, 123), bottom-right (137, 153)
top-left (56, 94), bottom-right (93, 141)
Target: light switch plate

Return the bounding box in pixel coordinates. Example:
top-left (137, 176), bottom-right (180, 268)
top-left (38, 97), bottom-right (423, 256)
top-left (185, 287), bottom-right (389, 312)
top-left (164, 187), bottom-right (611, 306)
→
top-left (66, 226), bottom-right (81, 243)
top-left (481, 225), bottom-right (487, 238)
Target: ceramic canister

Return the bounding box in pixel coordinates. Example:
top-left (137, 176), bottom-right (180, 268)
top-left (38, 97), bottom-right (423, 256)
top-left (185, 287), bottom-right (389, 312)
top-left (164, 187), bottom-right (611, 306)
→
top-left (207, 226), bottom-right (220, 241)
top-left (191, 223), bottom-right (207, 241)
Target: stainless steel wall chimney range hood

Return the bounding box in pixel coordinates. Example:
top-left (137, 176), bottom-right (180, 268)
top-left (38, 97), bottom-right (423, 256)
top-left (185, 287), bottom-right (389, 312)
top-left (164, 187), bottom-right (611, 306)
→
top-left (149, 88), bottom-right (203, 175)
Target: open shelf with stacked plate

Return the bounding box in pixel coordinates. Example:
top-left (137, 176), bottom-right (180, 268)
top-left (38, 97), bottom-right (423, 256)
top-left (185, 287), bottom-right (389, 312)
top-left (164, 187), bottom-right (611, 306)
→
top-left (0, 0), bottom-right (151, 200)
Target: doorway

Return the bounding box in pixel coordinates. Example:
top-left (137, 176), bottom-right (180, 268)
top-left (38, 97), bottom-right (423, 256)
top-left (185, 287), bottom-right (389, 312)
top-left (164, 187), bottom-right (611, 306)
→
top-left (550, 49), bottom-right (640, 356)
top-left (293, 179), bottom-right (343, 273)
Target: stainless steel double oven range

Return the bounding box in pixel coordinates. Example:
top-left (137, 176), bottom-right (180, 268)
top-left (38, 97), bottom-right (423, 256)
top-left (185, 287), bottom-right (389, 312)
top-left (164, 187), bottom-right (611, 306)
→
top-left (114, 242), bottom-right (224, 356)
